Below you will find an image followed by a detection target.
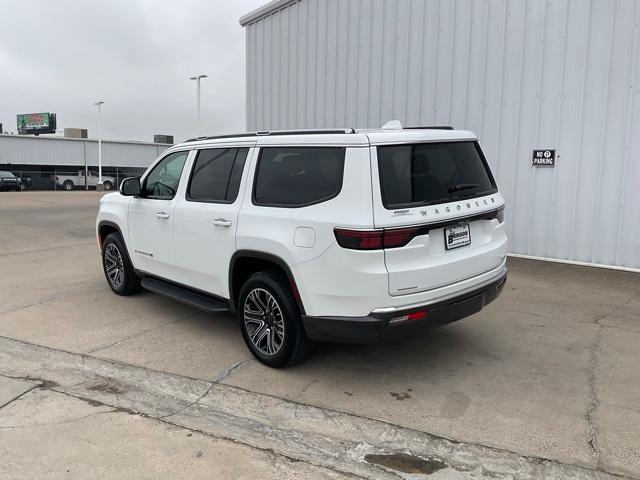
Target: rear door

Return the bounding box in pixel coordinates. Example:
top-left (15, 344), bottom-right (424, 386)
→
top-left (370, 140), bottom-right (507, 296)
top-left (172, 146), bottom-right (252, 298)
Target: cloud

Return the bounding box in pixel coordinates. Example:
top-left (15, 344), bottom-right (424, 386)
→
top-left (0, 0), bottom-right (265, 142)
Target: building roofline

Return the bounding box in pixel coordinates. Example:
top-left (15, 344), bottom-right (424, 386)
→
top-left (0, 133), bottom-right (172, 147)
top-left (239, 0), bottom-right (299, 26)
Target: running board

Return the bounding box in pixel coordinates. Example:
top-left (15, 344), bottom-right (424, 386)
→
top-left (141, 277), bottom-right (229, 313)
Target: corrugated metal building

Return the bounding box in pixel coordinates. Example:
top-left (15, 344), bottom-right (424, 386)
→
top-left (0, 134), bottom-right (171, 189)
top-left (240, 0), bottom-right (640, 271)
top-left (0, 134), bottom-right (170, 168)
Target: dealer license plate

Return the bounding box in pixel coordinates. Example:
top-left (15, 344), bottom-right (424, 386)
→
top-left (445, 223), bottom-right (471, 250)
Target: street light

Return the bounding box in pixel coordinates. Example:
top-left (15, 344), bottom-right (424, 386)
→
top-left (189, 74), bottom-right (208, 137)
top-left (94, 100), bottom-right (104, 189)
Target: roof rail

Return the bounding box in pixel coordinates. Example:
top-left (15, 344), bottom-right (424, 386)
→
top-left (256, 128), bottom-right (355, 136)
top-left (404, 126), bottom-right (454, 130)
top-left (184, 132), bottom-right (255, 143)
top-left (185, 128), bottom-right (355, 143)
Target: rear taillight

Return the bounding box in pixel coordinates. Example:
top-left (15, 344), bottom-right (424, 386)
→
top-left (383, 227), bottom-right (419, 248)
top-left (496, 207), bottom-right (505, 223)
top-left (334, 229), bottom-right (383, 250)
top-left (334, 227), bottom-right (420, 250)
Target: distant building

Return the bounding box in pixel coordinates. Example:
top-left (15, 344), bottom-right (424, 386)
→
top-left (64, 128), bottom-right (88, 139)
top-left (240, 0), bottom-right (640, 271)
top-left (0, 134), bottom-right (171, 190)
top-left (153, 134), bottom-right (174, 144)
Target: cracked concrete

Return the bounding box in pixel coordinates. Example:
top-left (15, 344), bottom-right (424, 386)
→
top-left (1, 191), bottom-right (639, 479)
top-left (213, 359), bottom-right (254, 383)
top-left (0, 337), bottom-right (629, 480)
top-left (585, 323), bottom-right (603, 467)
top-left (583, 293), bottom-right (640, 469)
top-left (85, 316), bottom-right (191, 354)
top-left (0, 387), bottom-right (350, 480)
top-left (0, 376), bottom-right (38, 410)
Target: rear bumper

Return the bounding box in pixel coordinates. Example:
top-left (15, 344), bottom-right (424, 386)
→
top-left (302, 271), bottom-right (507, 343)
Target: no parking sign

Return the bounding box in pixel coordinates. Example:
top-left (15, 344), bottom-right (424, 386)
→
top-left (532, 149), bottom-right (556, 167)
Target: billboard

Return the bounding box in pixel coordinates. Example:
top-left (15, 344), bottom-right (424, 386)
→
top-left (17, 113), bottom-right (57, 135)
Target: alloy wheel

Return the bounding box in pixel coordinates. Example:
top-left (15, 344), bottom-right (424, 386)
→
top-left (104, 243), bottom-right (125, 289)
top-left (243, 288), bottom-right (285, 356)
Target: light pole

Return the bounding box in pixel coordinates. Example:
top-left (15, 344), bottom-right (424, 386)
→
top-left (189, 74), bottom-right (207, 137)
top-left (94, 100), bottom-right (104, 189)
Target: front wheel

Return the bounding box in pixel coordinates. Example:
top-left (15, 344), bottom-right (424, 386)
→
top-left (101, 233), bottom-right (142, 295)
top-left (238, 271), bottom-right (312, 368)
top-left (103, 181), bottom-right (113, 191)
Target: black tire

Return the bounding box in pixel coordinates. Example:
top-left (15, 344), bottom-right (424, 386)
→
top-left (238, 270), bottom-right (312, 368)
top-left (63, 180), bottom-right (74, 191)
top-left (103, 181), bottom-right (113, 191)
top-left (101, 233), bottom-right (142, 296)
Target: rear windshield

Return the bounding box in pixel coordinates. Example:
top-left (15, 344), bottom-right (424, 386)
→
top-left (377, 141), bottom-right (497, 209)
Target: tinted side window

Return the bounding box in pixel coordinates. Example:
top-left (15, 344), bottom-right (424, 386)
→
top-left (253, 147), bottom-right (345, 207)
top-left (188, 148), bottom-right (248, 203)
top-left (377, 142), bottom-right (496, 209)
top-left (143, 151), bottom-right (189, 199)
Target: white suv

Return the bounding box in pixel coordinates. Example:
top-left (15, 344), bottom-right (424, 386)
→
top-left (96, 123), bottom-right (508, 367)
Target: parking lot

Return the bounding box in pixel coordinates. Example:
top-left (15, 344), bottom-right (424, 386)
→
top-left (1, 191), bottom-right (639, 479)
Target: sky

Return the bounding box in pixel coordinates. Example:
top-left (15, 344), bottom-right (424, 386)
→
top-left (0, 0), bottom-right (265, 143)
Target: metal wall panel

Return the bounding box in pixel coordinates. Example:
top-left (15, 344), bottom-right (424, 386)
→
top-left (243, 0), bottom-right (640, 270)
top-left (0, 135), bottom-right (170, 168)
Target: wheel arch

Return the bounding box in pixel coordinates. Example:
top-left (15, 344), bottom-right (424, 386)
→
top-left (98, 220), bottom-right (122, 243)
top-left (97, 220), bottom-right (131, 256)
top-left (229, 250), bottom-right (305, 315)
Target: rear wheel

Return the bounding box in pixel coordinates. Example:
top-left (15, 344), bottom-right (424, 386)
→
top-left (103, 181), bottom-right (113, 190)
top-left (101, 233), bottom-right (142, 295)
top-left (238, 271), bottom-right (312, 368)
top-left (63, 180), bottom-right (74, 191)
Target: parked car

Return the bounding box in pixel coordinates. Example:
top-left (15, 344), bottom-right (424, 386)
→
top-left (53, 170), bottom-right (115, 190)
top-left (0, 171), bottom-right (22, 191)
top-left (18, 175), bottom-right (32, 190)
top-left (96, 123), bottom-right (508, 367)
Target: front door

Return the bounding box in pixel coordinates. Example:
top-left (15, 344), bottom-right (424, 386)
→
top-left (128, 150), bottom-right (190, 280)
top-left (173, 146), bottom-right (252, 297)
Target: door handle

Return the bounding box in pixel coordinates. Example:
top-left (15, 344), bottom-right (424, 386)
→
top-left (212, 218), bottom-right (232, 227)
top-left (155, 211), bottom-right (170, 219)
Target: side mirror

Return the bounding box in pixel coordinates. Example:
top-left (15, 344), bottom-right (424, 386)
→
top-left (120, 177), bottom-right (141, 196)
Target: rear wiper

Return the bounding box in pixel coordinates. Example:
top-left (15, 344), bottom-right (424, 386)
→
top-left (448, 183), bottom-right (479, 193)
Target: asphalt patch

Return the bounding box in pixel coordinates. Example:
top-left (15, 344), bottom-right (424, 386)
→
top-left (365, 453), bottom-right (448, 474)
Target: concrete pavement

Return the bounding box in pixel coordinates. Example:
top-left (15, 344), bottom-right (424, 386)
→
top-left (0, 191), bottom-right (638, 478)
top-left (0, 376), bottom-right (348, 480)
